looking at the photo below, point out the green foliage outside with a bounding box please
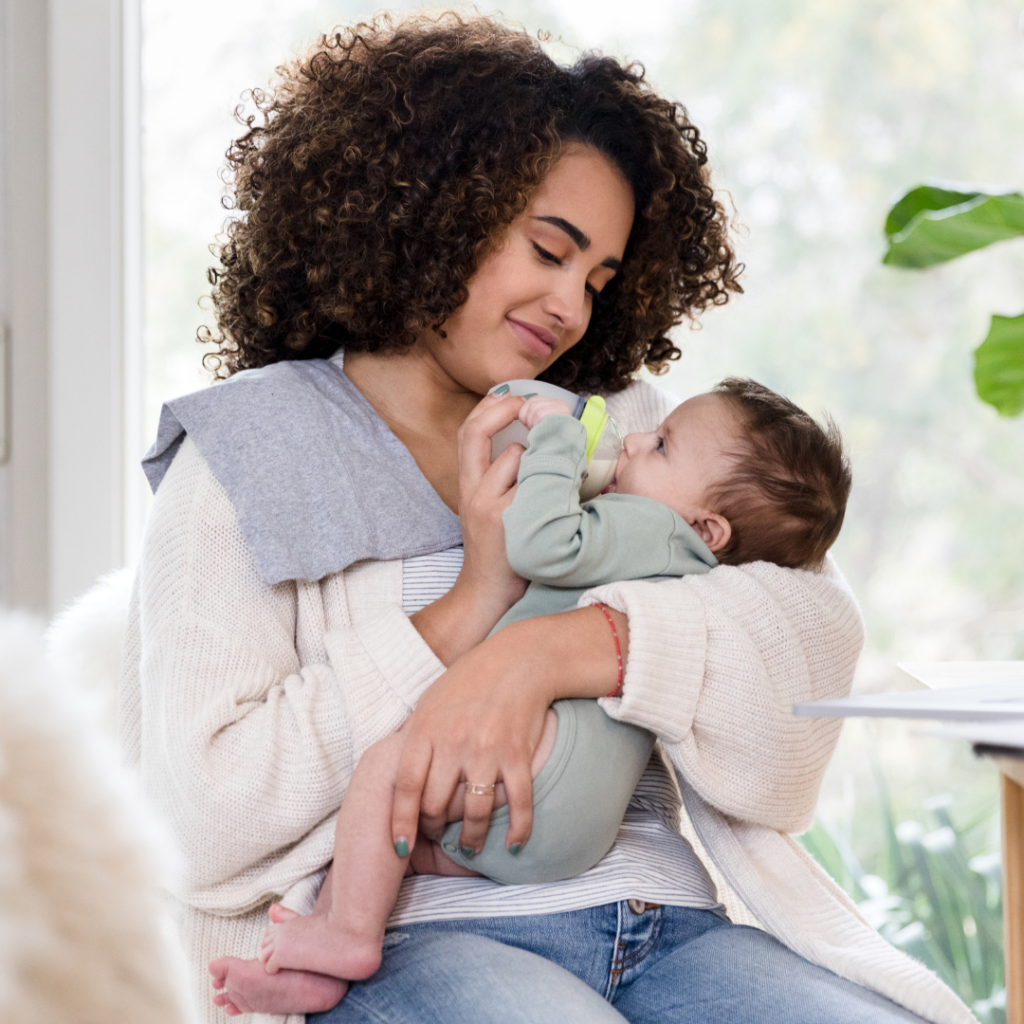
[883,183,1024,415]
[975,313,1024,416]
[801,780,1005,1023]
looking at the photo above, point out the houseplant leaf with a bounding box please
[883,185,1024,268]
[974,313,1024,416]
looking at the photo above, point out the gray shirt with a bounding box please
[142,353,461,585]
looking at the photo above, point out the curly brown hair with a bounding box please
[201,11,742,394]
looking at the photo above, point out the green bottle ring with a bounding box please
[578,395,609,464]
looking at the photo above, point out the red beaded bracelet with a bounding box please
[594,602,624,698]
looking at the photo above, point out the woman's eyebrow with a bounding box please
[532,215,622,271]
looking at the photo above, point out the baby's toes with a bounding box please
[209,957,230,987]
[268,903,299,924]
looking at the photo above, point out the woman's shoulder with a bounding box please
[602,378,680,434]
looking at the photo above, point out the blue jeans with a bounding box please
[309,902,928,1023]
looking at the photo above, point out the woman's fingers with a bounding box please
[458,394,524,489]
[499,761,535,854]
[456,771,499,853]
[476,441,524,499]
[391,735,434,854]
[417,754,466,839]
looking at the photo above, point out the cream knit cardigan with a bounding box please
[120,381,974,1024]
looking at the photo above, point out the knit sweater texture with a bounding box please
[119,380,975,1024]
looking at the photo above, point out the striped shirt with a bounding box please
[390,545,721,924]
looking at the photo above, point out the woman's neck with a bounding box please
[343,347,480,512]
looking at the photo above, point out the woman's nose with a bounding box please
[543,275,588,333]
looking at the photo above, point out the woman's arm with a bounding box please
[409,392,529,665]
[584,561,864,833]
[390,558,863,852]
[390,602,628,855]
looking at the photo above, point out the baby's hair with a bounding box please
[707,378,851,571]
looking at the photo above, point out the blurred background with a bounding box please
[0,0,1019,1018]
[141,1,1023,1017]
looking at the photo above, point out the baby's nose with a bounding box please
[623,431,654,455]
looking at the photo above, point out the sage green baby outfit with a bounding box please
[439,415,717,882]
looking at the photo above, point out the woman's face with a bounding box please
[419,145,635,395]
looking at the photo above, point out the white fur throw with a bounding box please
[0,590,194,1024]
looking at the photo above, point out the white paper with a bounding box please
[792,681,1024,721]
[896,661,1024,690]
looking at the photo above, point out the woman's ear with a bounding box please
[690,511,731,554]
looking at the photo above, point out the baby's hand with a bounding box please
[519,396,572,431]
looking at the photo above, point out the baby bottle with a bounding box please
[487,380,624,501]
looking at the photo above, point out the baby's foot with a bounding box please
[259,903,383,981]
[209,955,347,1016]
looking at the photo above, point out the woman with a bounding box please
[122,13,974,1024]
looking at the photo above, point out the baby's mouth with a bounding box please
[600,477,618,495]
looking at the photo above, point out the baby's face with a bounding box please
[603,393,743,522]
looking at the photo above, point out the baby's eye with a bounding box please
[656,437,665,454]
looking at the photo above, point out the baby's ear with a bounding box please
[692,512,731,553]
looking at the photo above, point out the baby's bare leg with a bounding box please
[231,706,560,1009]
[260,730,410,980]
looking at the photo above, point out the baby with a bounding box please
[210,377,852,1016]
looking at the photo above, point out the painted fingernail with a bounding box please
[394,837,409,857]
[493,384,510,395]
[460,846,476,859]
[509,843,522,856]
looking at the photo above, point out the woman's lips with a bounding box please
[508,317,557,357]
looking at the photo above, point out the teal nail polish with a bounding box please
[460,846,476,859]
[494,383,510,395]
[394,838,409,857]
[524,393,538,399]
[509,843,522,856]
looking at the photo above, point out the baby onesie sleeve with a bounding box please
[503,415,715,588]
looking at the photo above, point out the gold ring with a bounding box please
[464,781,496,796]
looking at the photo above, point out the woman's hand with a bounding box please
[392,605,629,856]
[455,392,530,609]
[411,393,529,665]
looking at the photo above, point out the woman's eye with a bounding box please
[532,243,562,265]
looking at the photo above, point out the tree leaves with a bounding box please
[974,313,1024,417]
[883,185,1024,268]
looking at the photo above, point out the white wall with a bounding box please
[1,0,51,614]
[49,0,141,613]
[0,0,140,616]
